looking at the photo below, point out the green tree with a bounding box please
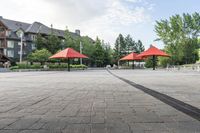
[35,33,61,54]
[64,28,74,48]
[92,37,105,67]
[46,34,62,54]
[27,49,52,65]
[102,41,112,66]
[145,57,158,68]
[81,36,95,66]
[35,34,47,50]
[155,12,200,65]
[113,34,126,64]
[145,57,153,68]
[124,35,144,54]
[159,56,170,67]
[125,34,136,53]
[64,28,81,51]
[136,40,145,53]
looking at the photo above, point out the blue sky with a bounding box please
[0,0,199,49]
[137,0,200,48]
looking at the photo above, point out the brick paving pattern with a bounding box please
[0,70,200,133]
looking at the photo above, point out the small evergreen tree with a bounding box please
[113,34,126,64]
[136,40,145,53]
[92,37,104,67]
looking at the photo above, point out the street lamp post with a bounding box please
[19,33,23,63]
[132,49,135,69]
[117,40,120,67]
[80,41,83,65]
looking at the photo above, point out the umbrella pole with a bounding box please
[132,60,134,69]
[153,55,155,70]
[68,58,70,72]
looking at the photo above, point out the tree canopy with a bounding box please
[27,49,52,64]
[31,27,146,67]
[113,34,145,64]
[63,28,81,51]
[35,33,61,54]
[155,12,200,65]
[91,38,112,67]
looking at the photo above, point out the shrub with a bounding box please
[144,57,153,68]
[145,57,158,68]
[27,49,52,64]
[11,63,42,69]
[10,66,19,70]
[10,63,87,70]
[70,64,87,69]
[17,63,29,69]
[158,57,170,67]
[29,64,42,69]
[48,64,68,69]
[60,64,69,68]
[48,64,87,69]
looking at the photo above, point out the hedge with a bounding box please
[10,63,87,70]
[48,64,87,69]
[10,64,42,70]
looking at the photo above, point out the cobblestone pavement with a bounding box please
[0,70,200,133]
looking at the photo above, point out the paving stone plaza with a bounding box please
[0,70,200,133]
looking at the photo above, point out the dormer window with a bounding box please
[31,34,36,41]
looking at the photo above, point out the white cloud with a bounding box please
[0,0,56,26]
[79,0,152,44]
[0,0,154,45]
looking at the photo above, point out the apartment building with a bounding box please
[0,16,81,62]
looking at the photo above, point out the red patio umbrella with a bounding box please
[49,48,88,71]
[120,52,143,61]
[137,45,170,70]
[120,52,143,69]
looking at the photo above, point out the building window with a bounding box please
[31,35,36,41]
[7,49,14,57]
[3,49,7,55]
[32,43,36,50]
[7,41,14,48]
[6,30,11,36]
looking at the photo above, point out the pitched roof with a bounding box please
[0,18,30,31]
[26,22,51,34]
[0,17,80,38]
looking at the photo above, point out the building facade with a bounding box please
[0,16,80,62]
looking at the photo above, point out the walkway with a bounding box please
[0,70,199,133]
